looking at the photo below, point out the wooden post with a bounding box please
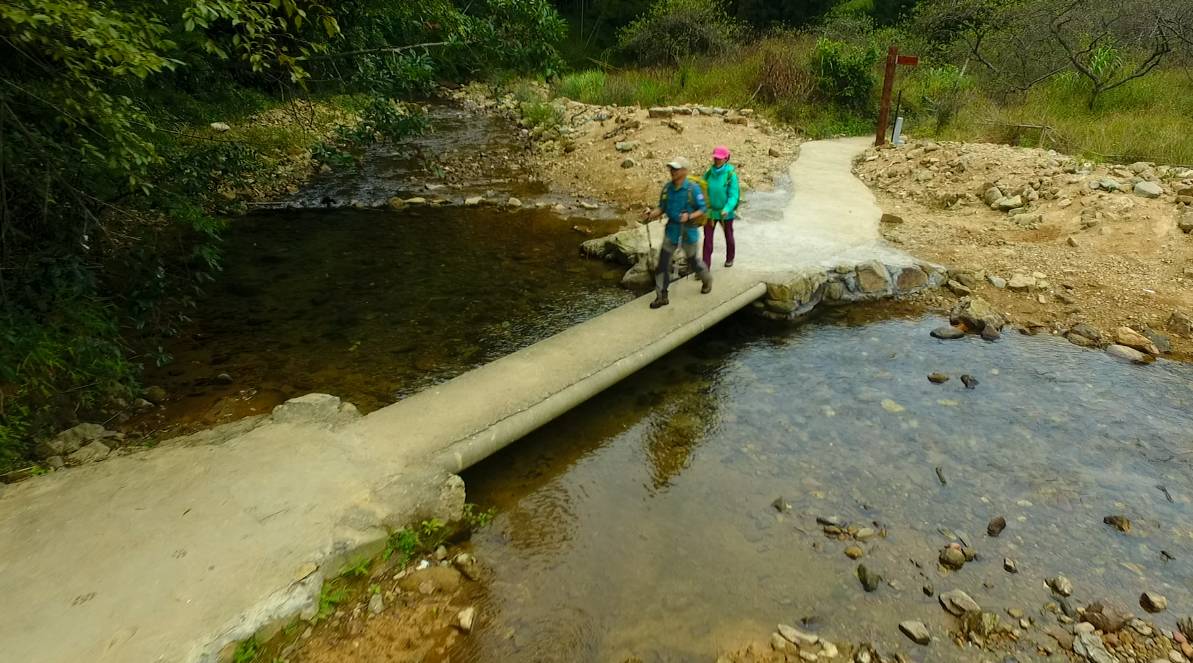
[875,46,898,147]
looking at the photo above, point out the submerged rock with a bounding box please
[960,375,979,389]
[927,372,950,384]
[1103,515,1131,533]
[987,516,1007,537]
[456,606,476,633]
[931,326,966,340]
[857,564,882,592]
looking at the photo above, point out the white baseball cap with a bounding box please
[666,156,689,170]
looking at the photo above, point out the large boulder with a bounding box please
[950,296,1007,332]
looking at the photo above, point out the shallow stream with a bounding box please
[456,309,1193,662]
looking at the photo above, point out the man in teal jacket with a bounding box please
[702,145,740,268]
[642,156,712,309]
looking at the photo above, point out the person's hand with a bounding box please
[680,212,689,224]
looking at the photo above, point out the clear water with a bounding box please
[456,309,1193,662]
[139,205,631,434]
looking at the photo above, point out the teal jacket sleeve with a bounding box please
[724,169,740,218]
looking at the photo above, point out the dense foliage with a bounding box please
[0,0,565,469]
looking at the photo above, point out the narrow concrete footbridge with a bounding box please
[0,138,942,663]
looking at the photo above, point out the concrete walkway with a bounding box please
[0,138,927,663]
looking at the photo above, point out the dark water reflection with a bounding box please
[141,205,630,434]
[459,311,1193,662]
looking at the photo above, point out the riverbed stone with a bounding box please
[950,296,1007,332]
[1049,575,1074,597]
[1106,344,1151,364]
[1074,630,1117,663]
[778,624,819,647]
[928,372,949,383]
[1008,274,1036,291]
[368,592,384,615]
[647,107,673,119]
[1114,326,1160,354]
[1068,323,1104,345]
[845,545,864,559]
[1103,515,1132,533]
[857,564,881,592]
[899,620,931,645]
[940,546,967,570]
[982,186,1003,206]
[614,141,639,152]
[940,589,982,615]
[994,195,1024,211]
[456,606,476,633]
[987,516,1007,537]
[1168,310,1193,337]
[1084,601,1132,633]
[143,385,168,405]
[36,423,108,459]
[931,326,965,340]
[1134,181,1163,198]
[946,280,972,296]
[987,274,1007,289]
[67,441,111,465]
[1140,592,1168,613]
[464,196,483,206]
[453,553,481,581]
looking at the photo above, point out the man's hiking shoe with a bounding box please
[701,281,712,294]
[650,294,669,309]
[724,260,734,268]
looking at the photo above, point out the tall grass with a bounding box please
[938,70,1193,164]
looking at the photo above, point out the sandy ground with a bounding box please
[855,139,1193,360]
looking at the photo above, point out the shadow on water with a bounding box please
[141,204,630,435]
[457,308,1193,662]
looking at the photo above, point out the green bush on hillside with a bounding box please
[617,0,747,66]
[813,37,881,111]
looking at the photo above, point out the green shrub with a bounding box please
[813,37,881,111]
[618,0,747,66]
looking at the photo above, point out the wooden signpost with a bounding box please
[875,46,919,146]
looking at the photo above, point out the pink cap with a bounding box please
[712,146,731,160]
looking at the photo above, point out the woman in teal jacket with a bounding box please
[702,145,740,268]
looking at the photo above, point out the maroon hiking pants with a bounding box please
[702,219,735,268]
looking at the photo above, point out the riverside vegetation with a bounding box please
[0,0,566,471]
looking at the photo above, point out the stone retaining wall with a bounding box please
[755,260,948,320]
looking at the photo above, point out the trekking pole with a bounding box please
[642,209,655,272]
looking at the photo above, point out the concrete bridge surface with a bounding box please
[0,138,938,663]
